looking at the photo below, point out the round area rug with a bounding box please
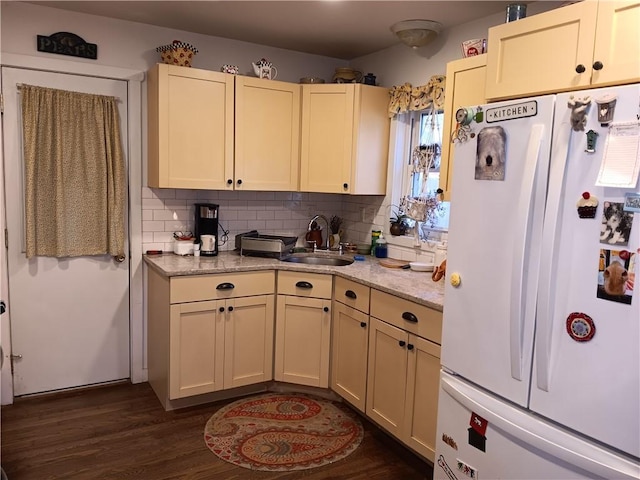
[204,393,364,471]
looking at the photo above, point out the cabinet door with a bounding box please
[300,84,354,193]
[274,295,331,387]
[485,1,598,100]
[439,55,487,201]
[235,77,301,191]
[169,300,224,399]
[591,1,640,87]
[223,295,275,389]
[402,334,441,463]
[331,302,369,412]
[366,317,408,437]
[148,64,234,189]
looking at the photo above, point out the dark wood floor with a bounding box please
[1,382,434,480]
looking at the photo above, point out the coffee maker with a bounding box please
[194,203,219,256]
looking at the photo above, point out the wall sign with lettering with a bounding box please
[486,101,538,123]
[37,32,97,60]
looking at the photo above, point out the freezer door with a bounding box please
[532,83,640,458]
[442,96,555,406]
[435,372,640,480]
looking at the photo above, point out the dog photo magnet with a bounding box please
[596,249,635,305]
[475,126,506,181]
[600,201,634,246]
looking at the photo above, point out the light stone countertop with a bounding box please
[144,251,445,311]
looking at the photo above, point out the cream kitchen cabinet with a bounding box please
[148,65,301,191]
[147,63,234,189]
[485,0,640,101]
[234,77,300,191]
[331,277,371,412]
[300,84,390,194]
[439,54,487,201]
[275,271,332,388]
[366,289,442,462]
[147,268,275,410]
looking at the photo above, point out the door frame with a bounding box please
[0,53,146,401]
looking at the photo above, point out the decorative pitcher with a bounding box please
[252,58,278,80]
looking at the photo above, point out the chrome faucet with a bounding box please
[308,214,330,250]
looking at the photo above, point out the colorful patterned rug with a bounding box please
[204,393,364,471]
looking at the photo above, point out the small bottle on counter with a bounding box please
[371,229,381,255]
[374,234,388,258]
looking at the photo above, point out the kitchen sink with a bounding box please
[281,255,354,266]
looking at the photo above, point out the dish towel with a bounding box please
[20,84,126,260]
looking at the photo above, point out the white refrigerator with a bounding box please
[435,84,640,480]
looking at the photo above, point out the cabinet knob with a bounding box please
[227,179,233,185]
[323,306,329,312]
[237,179,243,185]
[407,343,415,351]
[219,306,225,313]
[228,306,234,312]
[592,61,603,71]
[360,322,367,328]
[345,290,357,299]
[575,64,586,74]
[343,183,348,189]
[399,340,406,347]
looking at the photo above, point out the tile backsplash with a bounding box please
[141,188,384,253]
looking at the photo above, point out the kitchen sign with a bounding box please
[37,32,97,60]
[486,101,537,123]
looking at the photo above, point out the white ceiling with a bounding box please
[26,1,521,60]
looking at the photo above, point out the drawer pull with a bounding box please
[402,311,418,323]
[295,281,313,289]
[345,290,357,299]
[407,343,415,351]
[216,282,235,290]
[360,322,367,328]
[323,306,329,312]
[399,340,406,348]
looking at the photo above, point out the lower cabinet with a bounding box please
[147,268,275,409]
[274,271,332,388]
[331,277,371,412]
[366,290,442,463]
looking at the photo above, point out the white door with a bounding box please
[1,66,130,396]
[442,96,556,407]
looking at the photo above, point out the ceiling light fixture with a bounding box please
[390,19,442,49]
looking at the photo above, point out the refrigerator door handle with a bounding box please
[536,124,572,392]
[510,124,544,381]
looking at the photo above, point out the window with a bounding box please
[401,110,450,238]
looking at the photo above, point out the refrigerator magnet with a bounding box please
[597,249,635,305]
[567,95,591,131]
[576,192,598,218]
[566,312,595,342]
[475,126,506,181]
[600,202,633,246]
[585,129,598,153]
[469,412,488,436]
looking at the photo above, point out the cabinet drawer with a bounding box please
[334,276,370,313]
[370,289,442,345]
[170,271,275,304]
[277,270,332,299]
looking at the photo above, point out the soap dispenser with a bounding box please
[374,234,388,258]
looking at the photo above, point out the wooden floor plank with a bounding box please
[1,382,433,480]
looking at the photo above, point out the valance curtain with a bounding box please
[20,84,126,260]
[388,74,446,117]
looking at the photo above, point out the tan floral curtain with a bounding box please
[20,84,126,260]
[388,74,446,117]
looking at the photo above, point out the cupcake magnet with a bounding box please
[577,192,598,218]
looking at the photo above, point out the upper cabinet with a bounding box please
[300,84,390,195]
[234,77,300,191]
[485,0,640,101]
[148,64,301,191]
[440,54,487,201]
[147,64,234,189]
